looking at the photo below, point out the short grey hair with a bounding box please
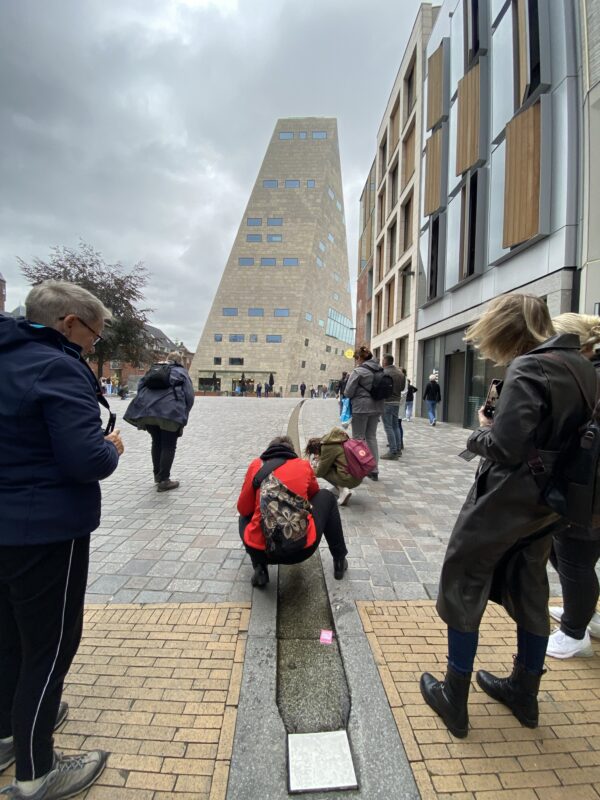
[25,281,112,328]
[382,354,394,366]
[167,351,183,364]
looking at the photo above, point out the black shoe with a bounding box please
[333,557,348,580]
[476,660,544,728]
[157,479,180,492]
[420,666,471,738]
[367,472,379,481]
[251,564,269,588]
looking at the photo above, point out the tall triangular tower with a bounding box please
[189,117,354,396]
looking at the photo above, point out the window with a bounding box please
[299,132,307,139]
[283,258,299,266]
[390,163,399,209]
[405,61,415,117]
[379,136,387,183]
[229,334,245,342]
[268,217,283,226]
[332,292,340,301]
[319,241,326,252]
[263,179,278,188]
[213,357,221,365]
[290,384,299,393]
[247,217,261,226]
[312,131,327,139]
[336,200,342,212]
[328,233,334,243]
[267,234,282,242]
[307,180,315,188]
[402,125,415,187]
[326,345,332,353]
[222,308,238,316]
[261,257,276,266]
[301,360,306,368]
[327,187,335,200]
[305,312,312,321]
[333,271,340,282]
[229,357,244,365]
[266,335,282,343]
[248,308,264,317]
[249,334,258,343]
[378,188,386,231]
[318,319,325,327]
[214,333,223,342]
[320,364,326,371]
[285,179,300,188]
[304,339,309,346]
[428,216,441,301]
[239,257,254,266]
[401,267,412,319]
[316,257,324,268]
[246,234,261,242]
[274,308,289,317]
[402,194,413,251]
[388,222,397,270]
[279,132,294,140]
[385,277,395,328]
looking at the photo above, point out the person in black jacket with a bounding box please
[404,379,417,421]
[423,374,441,425]
[0,281,123,799]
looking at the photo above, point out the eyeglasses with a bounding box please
[58,316,103,346]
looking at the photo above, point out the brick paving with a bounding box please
[359,600,600,800]
[0,603,249,799]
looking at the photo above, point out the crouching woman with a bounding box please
[237,436,349,586]
[305,427,362,507]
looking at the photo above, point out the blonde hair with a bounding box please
[552,313,600,353]
[465,294,554,366]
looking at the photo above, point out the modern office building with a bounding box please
[189,118,354,395]
[416,0,583,426]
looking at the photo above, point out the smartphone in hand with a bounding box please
[483,379,503,419]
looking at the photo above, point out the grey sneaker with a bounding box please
[0,750,108,799]
[1,703,69,773]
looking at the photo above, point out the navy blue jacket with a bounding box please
[124,364,194,431]
[0,315,120,545]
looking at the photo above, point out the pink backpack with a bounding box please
[342,438,376,479]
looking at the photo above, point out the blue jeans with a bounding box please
[405,401,414,420]
[397,417,404,449]
[426,400,438,424]
[382,404,401,454]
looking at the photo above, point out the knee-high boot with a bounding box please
[420,666,471,738]
[476,659,545,728]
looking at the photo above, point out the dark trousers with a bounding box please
[397,417,404,449]
[448,625,548,675]
[147,425,179,482]
[239,489,348,567]
[550,533,600,639]
[0,537,90,780]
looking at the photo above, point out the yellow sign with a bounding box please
[344,348,355,359]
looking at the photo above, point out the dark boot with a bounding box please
[251,564,269,588]
[420,666,471,738]
[476,660,545,728]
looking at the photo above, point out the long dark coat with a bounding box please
[436,334,597,636]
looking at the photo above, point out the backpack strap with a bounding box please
[541,352,597,414]
[252,458,287,489]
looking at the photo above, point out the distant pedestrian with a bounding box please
[380,355,405,460]
[310,384,316,399]
[338,371,349,414]
[264,382,270,398]
[305,428,362,507]
[424,374,441,425]
[405,378,417,420]
[343,345,384,481]
[124,352,194,492]
[300,382,306,398]
[256,382,262,398]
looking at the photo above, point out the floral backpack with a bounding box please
[252,460,312,558]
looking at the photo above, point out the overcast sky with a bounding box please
[0,0,426,348]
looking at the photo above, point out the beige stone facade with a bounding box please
[190,117,354,396]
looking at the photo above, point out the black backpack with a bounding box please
[362,365,394,401]
[143,363,173,390]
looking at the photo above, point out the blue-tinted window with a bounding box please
[318,319,325,327]
[305,312,312,321]
[318,241,326,252]
[229,333,245,342]
[274,308,289,317]
[222,308,238,316]
[327,187,335,200]
[267,234,282,242]
[268,217,283,226]
[283,258,299,266]
[248,308,264,317]
[239,257,254,266]
[249,334,258,343]
[246,234,261,242]
[307,180,315,188]
[332,292,339,301]
[312,131,327,139]
[263,179,278,188]
[326,307,354,344]
[333,271,340,282]
[214,333,223,342]
[299,132,307,139]
[285,179,300,189]
[328,233,335,243]
[279,132,293,140]
[266,335,282,343]
[247,217,262,226]
[336,200,342,212]
[261,257,276,266]
[316,257,324,268]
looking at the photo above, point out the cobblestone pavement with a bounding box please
[359,600,600,800]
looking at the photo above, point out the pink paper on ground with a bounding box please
[320,629,333,644]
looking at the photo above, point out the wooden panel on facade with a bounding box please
[424,129,443,216]
[456,62,480,176]
[427,44,445,131]
[503,102,541,248]
[402,124,416,188]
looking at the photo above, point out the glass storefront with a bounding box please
[465,346,505,428]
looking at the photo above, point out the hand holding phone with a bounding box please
[482,379,503,419]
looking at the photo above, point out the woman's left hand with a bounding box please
[478,406,493,428]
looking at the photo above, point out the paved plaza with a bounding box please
[2,397,599,799]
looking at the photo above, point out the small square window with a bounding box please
[268,217,283,226]
[290,384,299,393]
[328,233,335,243]
[263,179,278,188]
[285,179,300,188]
[318,319,324,327]
[214,333,223,342]
[327,187,335,200]
[213,357,221,365]
[246,234,261,242]
[301,360,306,367]
[316,257,324,268]
[247,217,262,226]
[239,257,254,266]
[305,312,312,321]
[299,132,307,140]
[319,241,326,252]
[307,180,315,188]
[283,258,299,266]
[261,257,276,266]
[332,292,339,301]
[279,132,294,140]
[336,200,342,212]
[320,363,327,370]
[312,131,327,139]
[326,346,331,353]
[268,234,282,243]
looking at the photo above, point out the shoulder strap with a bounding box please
[252,458,286,489]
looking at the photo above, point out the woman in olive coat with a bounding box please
[305,427,362,506]
[421,294,596,739]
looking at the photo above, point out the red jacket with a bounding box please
[237,457,320,550]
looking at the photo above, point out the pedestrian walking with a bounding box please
[124,352,194,492]
[300,382,306,398]
[420,294,596,739]
[380,355,405,460]
[545,313,600,659]
[343,345,384,480]
[305,428,362,506]
[310,384,316,399]
[423,374,441,425]
[338,371,349,414]
[237,436,349,586]
[256,382,262,398]
[264,382,269,398]
[0,281,124,799]
[405,379,417,420]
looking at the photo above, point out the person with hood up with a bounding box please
[237,436,349,587]
[305,427,362,506]
[343,345,384,480]
[124,352,194,492]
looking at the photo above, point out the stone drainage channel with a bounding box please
[227,401,418,799]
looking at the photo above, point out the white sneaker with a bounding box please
[546,629,594,659]
[338,488,352,507]
[588,611,600,639]
[548,606,563,624]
